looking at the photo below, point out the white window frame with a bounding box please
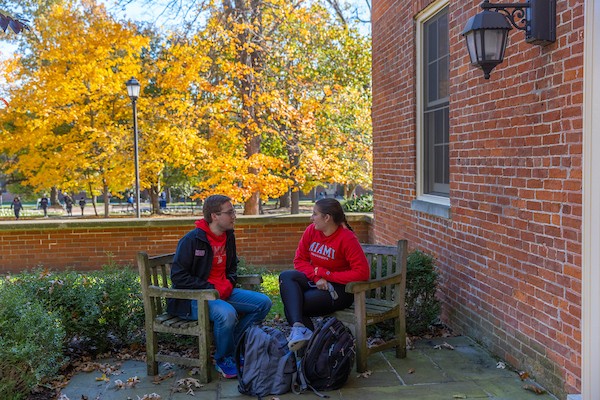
[580,0,600,398]
[413,0,451,218]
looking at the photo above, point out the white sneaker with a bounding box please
[288,325,313,351]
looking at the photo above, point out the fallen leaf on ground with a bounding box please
[356,370,372,378]
[408,368,415,374]
[176,377,203,389]
[127,376,140,387]
[114,379,125,389]
[137,394,161,400]
[523,384,546,394]
[162,362,174,370]
[367,337,385,347]
[79,363,99,373]
[174,378,204,395]
[433,342,454,350]
[96,373,110,382]
[152,371,175,384]
[518,371,530,380]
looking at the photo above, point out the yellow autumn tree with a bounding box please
[259,2,372,212]
[168,0,293,213]
[170,0,371,214]
[0,0,148,216]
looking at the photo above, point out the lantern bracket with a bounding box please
[480,1,528,31]
[478,0,556,45]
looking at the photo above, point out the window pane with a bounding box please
[434,145,445,183]
[439,55,449,99]
[428,63,438,103]
[422,6,449,196]
[434,108,444,144]
[427,20,437,61]
[438,12,448,56]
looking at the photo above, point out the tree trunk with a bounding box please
[230,0,263,215]
[150,185,161,214]
[50,187,60,208]
[244,191,260,215]
[291,190,300,214]
[103,184,110,217]
[92,195,98,216]
[279,191,290,208]
[87,182,98,216]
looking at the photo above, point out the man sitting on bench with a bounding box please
[167,194,272,379]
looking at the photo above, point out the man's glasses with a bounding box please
[216,209,237,217]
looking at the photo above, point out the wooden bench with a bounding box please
[332,240,408,372]
[137,252,261,384]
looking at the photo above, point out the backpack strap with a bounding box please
[292,350,330,398]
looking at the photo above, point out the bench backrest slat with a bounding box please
[361,241,406,302]
[139,252,175,316]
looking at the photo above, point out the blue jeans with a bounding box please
[190,288,271,360]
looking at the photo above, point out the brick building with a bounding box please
[371,0,600,398]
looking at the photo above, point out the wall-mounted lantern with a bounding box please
[462,0,556,79]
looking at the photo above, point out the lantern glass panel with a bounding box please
[483,29,507,61]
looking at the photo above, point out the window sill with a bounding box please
[411,195,451,219]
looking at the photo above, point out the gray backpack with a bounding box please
[236,324,297,398]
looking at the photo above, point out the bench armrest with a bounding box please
[344,273,403,294]
[146,286,219,301]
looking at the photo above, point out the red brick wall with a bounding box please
[0,214,372,273]
[372,0,583,397]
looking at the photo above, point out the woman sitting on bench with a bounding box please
[279,198,369,351]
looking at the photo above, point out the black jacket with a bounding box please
[167,227,238,317]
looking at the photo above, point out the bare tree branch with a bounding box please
[323,0,347,26]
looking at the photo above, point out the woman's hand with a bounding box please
[315,278,328,290]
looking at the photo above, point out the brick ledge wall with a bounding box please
[0,214,373,273]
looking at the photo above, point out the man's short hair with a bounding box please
[203,195,231,223]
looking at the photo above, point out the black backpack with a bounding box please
[298,317,355,392]
[236,324,297,398]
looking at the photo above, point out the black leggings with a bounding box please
[279,269,354,330]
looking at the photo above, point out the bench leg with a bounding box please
[197,301,212,384]
[355,321,369,373]
[354,292,368,372]
[146,326,159,376]
[395,308,407,359]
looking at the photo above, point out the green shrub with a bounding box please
[93,266,145,348]
[343,193,373,212]
[0,282,65,399]
[7,267,144,354]
[260,273,284,319]
[405,249,440,335]
[237,260,284,320]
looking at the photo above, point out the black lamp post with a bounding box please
[463,0,556,79]
[125,77,141,218]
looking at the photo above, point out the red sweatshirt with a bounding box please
[293,224,370,284]
[195,219,233,299]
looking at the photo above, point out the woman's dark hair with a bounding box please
[203,194,231,223]
[315,198,353,231]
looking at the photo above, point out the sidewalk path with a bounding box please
[59,336,558,400]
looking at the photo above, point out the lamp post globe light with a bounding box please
[125,77,141,218]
